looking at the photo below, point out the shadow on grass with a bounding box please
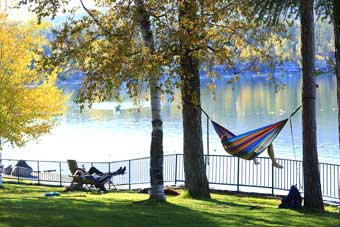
[0,196,218,227]
[0,185,339,227]
[202,197,340,227]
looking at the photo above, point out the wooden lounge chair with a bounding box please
[65,160,82,191]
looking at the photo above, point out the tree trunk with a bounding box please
[334,0,340,157]
[134,0,165,201]
[300,0,324,211]
[0,152,3,186]
[178,0,210,199]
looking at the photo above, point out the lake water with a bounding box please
[2,73,340,164]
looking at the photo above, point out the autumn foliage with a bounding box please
[0,13,64,149]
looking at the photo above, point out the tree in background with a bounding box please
[18,0,288,199]
[18,0,169,201]
[316,1,340,180]
[177,0,211,198]
[335,0,340,158]
[250,0,324,211]
[300,0,324,210]
[134,0,165,201]
[0,12,64,185]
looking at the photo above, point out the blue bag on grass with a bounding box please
[279,185,302,209]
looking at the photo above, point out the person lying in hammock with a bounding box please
[253,144,283,169]
[212,119,286,169]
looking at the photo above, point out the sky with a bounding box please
[0,0,30,21]
[0,0,95,22]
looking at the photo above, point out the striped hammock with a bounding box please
[211,119,288,160]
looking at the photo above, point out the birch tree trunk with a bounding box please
[178,0,210,199]
[300,0,324,211]
[134,0,165,201]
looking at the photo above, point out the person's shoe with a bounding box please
[253,158,260,165]
[272,161,283,169]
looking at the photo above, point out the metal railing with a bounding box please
[1,154,339,199]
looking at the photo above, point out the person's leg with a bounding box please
[268,144,283,168]
[88,167,103,175]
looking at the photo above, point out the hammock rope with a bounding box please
[289,108,303,190]
[201,108,210,165]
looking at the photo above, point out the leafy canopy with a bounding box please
[0,12,65,149]
[28,0,289,108]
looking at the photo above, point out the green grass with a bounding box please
[0,184,339,227]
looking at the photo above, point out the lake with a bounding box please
[2,73,340,164]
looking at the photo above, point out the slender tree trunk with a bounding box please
[334,0,340,154]
[0,152,3,186]
[300,0,324,211]
[134,0,165,201]
[178,0,210,199]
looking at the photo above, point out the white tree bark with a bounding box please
[149,76,165,201]
[134,0,165,201]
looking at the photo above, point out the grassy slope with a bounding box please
[0,184,339,227]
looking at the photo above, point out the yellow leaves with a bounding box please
[316,54,325,61]
[206,29,218,39]
[0,13,64,149]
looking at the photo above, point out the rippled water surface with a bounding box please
[3,73,339,164]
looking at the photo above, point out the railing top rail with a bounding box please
[2,159,63,164]
[109,154,180,163]
[2,154,340,167]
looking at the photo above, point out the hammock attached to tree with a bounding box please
[211,119,288,160]
[203,106,301,161]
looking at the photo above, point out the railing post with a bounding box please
[174,154,178,185]
[272,163,274,195]
[37,161,40,185]
[108,162,111,190]
[237,157,240,192]
[128,160,131,190]
[59,162,62,187]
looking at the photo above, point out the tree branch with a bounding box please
[79,0,123,37]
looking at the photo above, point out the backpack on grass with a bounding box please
[279,185,302,209]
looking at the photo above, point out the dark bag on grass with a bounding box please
[279,185,302,209]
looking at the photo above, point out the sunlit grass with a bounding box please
[0,184,339,227]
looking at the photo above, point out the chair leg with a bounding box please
[100,185,107,193]
[110,180,118,192]
[112,184,118,192]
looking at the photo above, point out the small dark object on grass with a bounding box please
[45,192,60,197]
[217,205,231,209]
[138,188,179,196]
[249,205,263,210]
[164,188,180,196]
[138,188,149,194]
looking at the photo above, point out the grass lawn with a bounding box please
[0,184,339,227]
